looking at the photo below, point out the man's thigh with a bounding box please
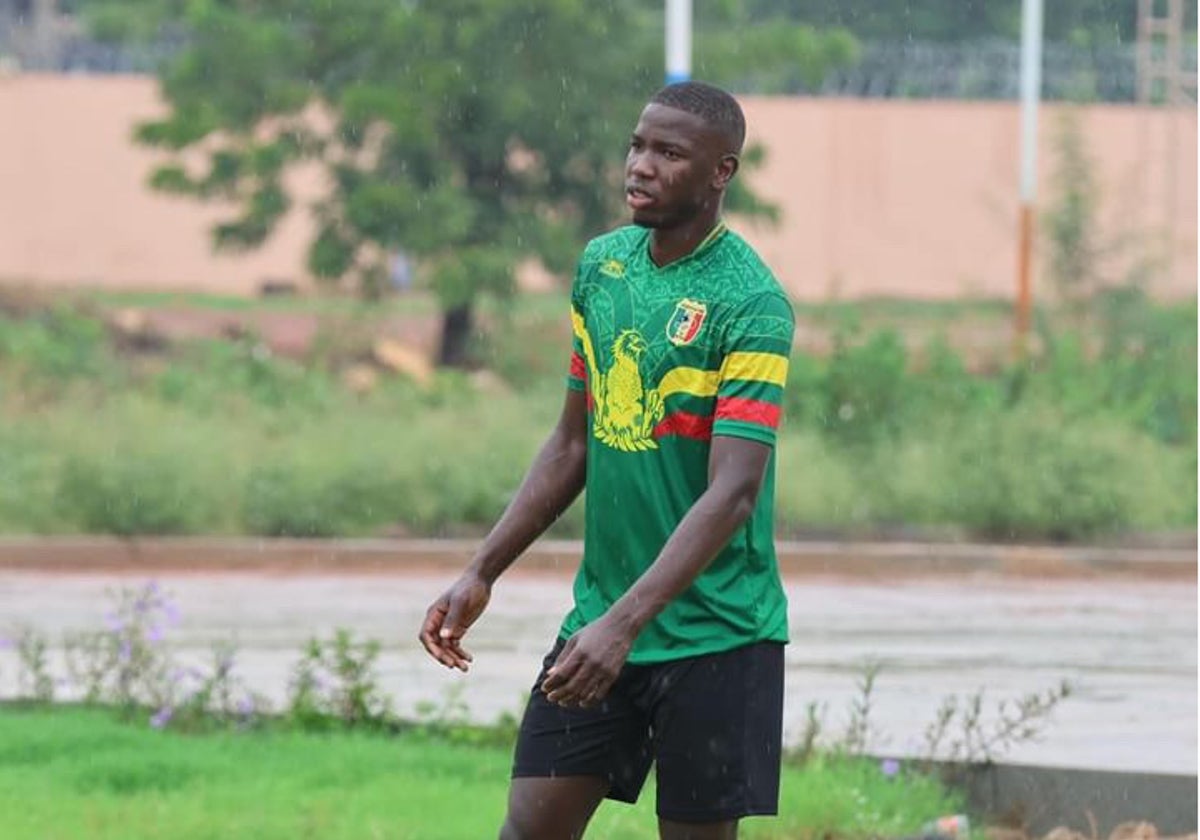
[511,639,655,804]
[501,776,610,840]
[649,642,785,823]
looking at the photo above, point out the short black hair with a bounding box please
[649,81,746,155]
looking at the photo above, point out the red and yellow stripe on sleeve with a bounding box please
[712,350,789,444]
[566,306,589,394]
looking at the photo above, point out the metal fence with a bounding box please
[0,19,1196,103]
[817,39,1197,102]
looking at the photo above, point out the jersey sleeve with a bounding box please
[566,245,594,393]
[712,292,795,446]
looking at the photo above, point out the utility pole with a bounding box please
[665,0,691,84]
[1136,0,1192,291]
[1015,0,1043,354]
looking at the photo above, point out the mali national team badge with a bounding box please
[666,299,708,346]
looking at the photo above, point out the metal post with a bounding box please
[1015,0,1043,353]
[665,0,692,84]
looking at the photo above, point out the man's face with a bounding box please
[624,103,735,230]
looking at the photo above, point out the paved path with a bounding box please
[1,569,1194,775]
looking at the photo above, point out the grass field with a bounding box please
[0,706,963,840]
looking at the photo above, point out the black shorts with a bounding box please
[511,637,785,823]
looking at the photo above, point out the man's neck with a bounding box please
[648,213,723,268]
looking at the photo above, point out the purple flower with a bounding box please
[163,601,182,627]
[150,706,173,729]
[880,758,901,778]
[145,624,165,644]
[237,696,255,717]
[104,612,122,632]
[0,638,13,651]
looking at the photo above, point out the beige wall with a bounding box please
[739,96,1196,300]
[0,75,1195,300]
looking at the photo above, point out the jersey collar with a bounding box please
[642,220,728,271]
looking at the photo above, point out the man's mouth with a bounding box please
[626,186,655,210]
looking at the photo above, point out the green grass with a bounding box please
[0,706,962,840]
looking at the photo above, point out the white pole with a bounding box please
[1019,0,1044,203]
[1015,0,1043,349]
[665,0,692,84]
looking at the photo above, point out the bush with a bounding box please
[242,457,413,538]
[943,405,1194,540]
[0,306,113,383]
[0,296,1192,542]
[55,450,212,536]
[155,339,337,414]
[822,328,909,446]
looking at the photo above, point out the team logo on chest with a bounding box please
[666,299,708,346]
[599,259,626,279]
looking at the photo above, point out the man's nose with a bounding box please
[628,150,655,180]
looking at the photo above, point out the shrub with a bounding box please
[822,328,910,446]
[55,450,212,536]
[943,405,1194,540]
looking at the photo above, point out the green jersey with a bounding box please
[560,223,795,664]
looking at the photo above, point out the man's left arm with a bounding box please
[543,290,795,707]
[542,435,771,707]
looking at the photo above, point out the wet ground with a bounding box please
[1,569,1194,775]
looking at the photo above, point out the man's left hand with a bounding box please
[541,616,635,708]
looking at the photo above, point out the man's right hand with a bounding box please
[418,572,492,672]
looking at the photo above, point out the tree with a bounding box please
[79,0,855,366]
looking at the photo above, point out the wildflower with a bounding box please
[880,758,901,778]
[150,706,174,729]
[163,601,182,627]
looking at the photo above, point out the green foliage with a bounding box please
[822,328,910,446]
[0,296,1193,541]
[74,0,855,363]
[944,404,1193,540]
[1043,108,1102,307]
[0,305,116,384]
[286,630,392,731]
[55,449,211,537]
[693,4,860,94]
[155,338,337,413]
[59,582,178,712]
[1093,290,1198,446]
[9,627,56,703]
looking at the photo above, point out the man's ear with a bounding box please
[713,153,739,191]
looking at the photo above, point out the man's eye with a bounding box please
[663,149,681,160]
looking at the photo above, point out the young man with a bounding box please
[419,81,795,840]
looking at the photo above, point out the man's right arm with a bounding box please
[418,387,589,670]
[466,387,588,584]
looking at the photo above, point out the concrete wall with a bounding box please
[0,75,1195,300]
